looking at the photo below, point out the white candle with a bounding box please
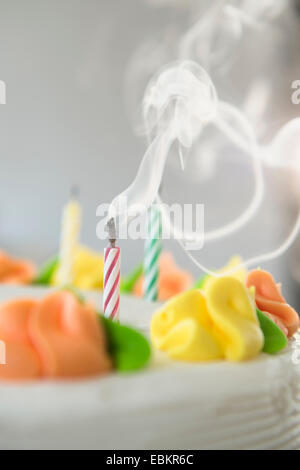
[56,188,81,286]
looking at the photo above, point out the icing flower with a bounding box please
[151,290,223,361]
[206,277,264,361]
[134,252,194,301]
[0,251,36,285]
[151,277,264,362]
[246,270,300,338]
[0,291,112,381]
[52,246,105,290]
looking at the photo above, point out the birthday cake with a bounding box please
[0,264,299,450]
[0,0,299,449]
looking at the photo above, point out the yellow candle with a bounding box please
[56,193,81,286]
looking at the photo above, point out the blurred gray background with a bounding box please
[0,0,299,301]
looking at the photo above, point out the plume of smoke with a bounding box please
[111,62,218,223]
[231,0,286,24]
[110,62,265,267]
[113,59,300,275]
[116,0,299,275]
[125,30,178,135]
[126,0,286,147]
[180,0,286,71]
[135,0,286,123]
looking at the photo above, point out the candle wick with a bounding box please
[106,218,117,247]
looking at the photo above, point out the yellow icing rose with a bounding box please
[206,277,264,361]
[52,246,104,290]
[151,290,223,361]
[151,277,264,363]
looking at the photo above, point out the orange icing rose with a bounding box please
[0,291,112,381]
[246,270,300,338]
[0,251,36,284]
[0,299,41,380]
[134,253,193,301]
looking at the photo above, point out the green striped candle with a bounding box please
[144,205,162,302]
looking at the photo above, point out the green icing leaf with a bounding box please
[33,255,59,285]
[256,308,288,354]
[120,263,143,294]
[99,314,151,372]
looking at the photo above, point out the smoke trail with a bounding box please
[180,0,286,67]
[110,59,300,275]
[127,0,286,136]
[157,98,264,245]
[114,0,297,276]
[110,62,217,223]
[179,117,300,275]
[109,61,264,246]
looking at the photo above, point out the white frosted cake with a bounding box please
[0,285,299,450]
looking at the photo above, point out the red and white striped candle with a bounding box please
[103,218,121,321]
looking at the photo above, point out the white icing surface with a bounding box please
[0,285,299,450]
